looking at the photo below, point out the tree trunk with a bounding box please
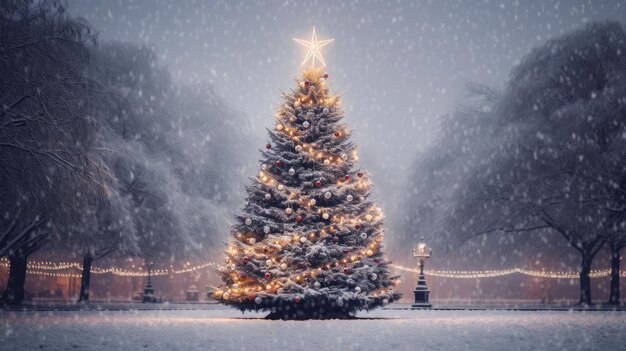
[0,254,28,305]
[608,244,622,305]
[578,252,594,306]
[78,252,93,303]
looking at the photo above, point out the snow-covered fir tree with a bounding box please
[215,29,400,319]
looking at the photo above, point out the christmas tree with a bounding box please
[214,28,400,320]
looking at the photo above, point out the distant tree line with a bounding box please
[0,0,249,305]
[401,22,626,305]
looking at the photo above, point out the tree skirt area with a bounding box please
[1,305,625,351]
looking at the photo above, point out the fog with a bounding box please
[67,0,626,246]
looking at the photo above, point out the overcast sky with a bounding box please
[67,0,626,231]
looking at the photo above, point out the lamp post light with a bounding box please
[411,237,432,309]
[143,260,157,303]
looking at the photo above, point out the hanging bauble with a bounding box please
[249,238,256,245]
[322,213,329,220]
[341,153,348,160]
[314,281,321,289]
[245,218,252,225]
[323,159,330,166]
[382,299,389,306]
[280,263,287,270]
[315,181,322,187]
[343,268,349,274]
[319,77,326,84]
[359,196,365,202]
[334,131,341,137]
[243,257,249,263]
[360,232,367,240]
[261,164,267,171]
[222,292,230,300]
[264,193,271,200]
[248,294,254,301]
[324,191,332,199]
[371,273,378,281]
[285,208,293,215]
[355,287,362,293]
[266,259,272,266]
[337,299,344,307]
[299,236,307,243]
[333,236,339,242]
[296,215,303,222]
[363,265,370,269]
[366,249,374,256]
[275,160,282,167]
[347,195,354,202]
[365,214,373,221]
[276,124,284,131]
[323,73,329,79]
[266,143,272,149]
[303,121,310,128]
[357,172,364,177]
[295,145,303,152]
[265,273,271,279]
[263,226,270,234]
[344,175,350,181]
[255,297,262,304]
[343,249,349,255]
[309,199,316,206]
[323,107,330,114]
[277,184,284,191]
[304,80,310,87]
[355,224,361,230]
[295,296,301,303]
[288,168,296,176]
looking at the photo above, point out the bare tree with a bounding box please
[402,22,626,305]
[0,0,98,305]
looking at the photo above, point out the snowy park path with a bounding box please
[2,306,625,351]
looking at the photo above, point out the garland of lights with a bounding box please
[2,258,623,279]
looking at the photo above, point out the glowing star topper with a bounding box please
[293,27,334,67]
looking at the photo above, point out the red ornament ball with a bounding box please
[304,80,310,87]
[296,215,303,222]
[334,131,341,137]
[323,73,329,79]
[355,224,361,230]
[357,172,364,177]
[275,160,282,167]
[248,294,254,301]
[266,143,272,149]
[315,181,322,187]
[344,175,350,181]
[295,296,301,303]
[265,273,271,279]
[333,236,339,242]
[343,249,349,255]
[343,268,349,274]
[243,256,249,263]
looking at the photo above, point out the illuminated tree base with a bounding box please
[264,309,355,320]
[224,293,401,320]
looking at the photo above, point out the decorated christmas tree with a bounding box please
[214,28,400,320]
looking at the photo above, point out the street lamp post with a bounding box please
[143,261,157,303]
[411,237,432,309]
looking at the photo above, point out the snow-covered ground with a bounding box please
[2,305,625,351]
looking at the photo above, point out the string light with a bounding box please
[2,258,623,280]
[390,264,626,279]
[0,258,218,277]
